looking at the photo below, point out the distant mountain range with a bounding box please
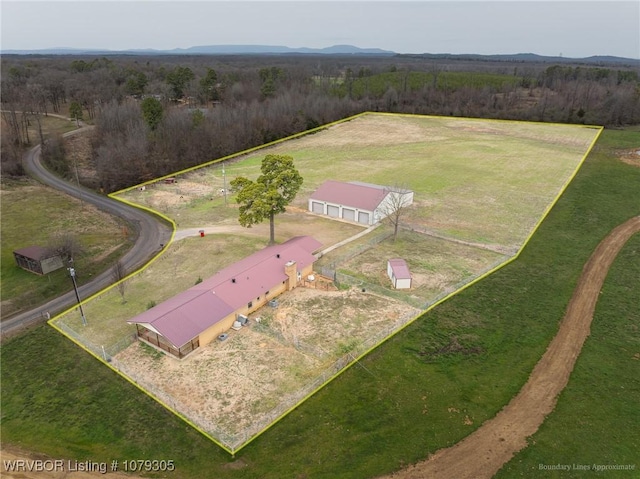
[398,52,640,66]
[0,44,394,56]
[1,44,638,66]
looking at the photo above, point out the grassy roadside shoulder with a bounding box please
[1,128,638,479]
[495,233,640,478]
[0,178,132,319]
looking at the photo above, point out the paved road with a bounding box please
[1,125,173,337]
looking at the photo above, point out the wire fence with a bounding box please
[56,300,418,454]
[52,227,515,454]
[322,250,512,312]
[404,223,519,256]
[319,229,393,270]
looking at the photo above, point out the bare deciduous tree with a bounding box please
[3,53,637,190]
[380,183,413,242]
[48,232,84,263]
[112,260,128,303]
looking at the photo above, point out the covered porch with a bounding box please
[135,324,199,359]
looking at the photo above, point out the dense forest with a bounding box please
[2,53,639,191]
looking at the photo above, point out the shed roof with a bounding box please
[13,245,57,261]
[128,236,322,348]
[388,258,411,279]
[310,180,388,212]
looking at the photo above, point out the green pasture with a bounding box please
[496,234,640,478]
[0,178,130,319]
[493,129,640,478]
[121,113,599,248]
[1,128,637,478]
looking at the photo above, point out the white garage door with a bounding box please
[342,208,356,221]
[327,205,340,218]
[358,211,370,224]
[311,201,324,214]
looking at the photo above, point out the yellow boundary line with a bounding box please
[48,112,603,455]
[237,122,604,452]
[110,112,369,196]
[47,319,232,453]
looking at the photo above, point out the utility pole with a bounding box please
[68,264,87,326]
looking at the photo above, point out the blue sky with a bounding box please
[1,1,638,59]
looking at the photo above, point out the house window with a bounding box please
[248,301,253,308]
[265,290,270,296]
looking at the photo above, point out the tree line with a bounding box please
[2,54,638,191]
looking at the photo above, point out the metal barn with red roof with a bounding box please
[309,180,413,225]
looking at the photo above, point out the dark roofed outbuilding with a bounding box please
[13,246,64,275]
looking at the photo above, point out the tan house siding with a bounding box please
[199,263,314,346]
[199,312,237,346]
[235,281,289,317]
[128,236,322,359]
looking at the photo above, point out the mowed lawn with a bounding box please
[55,210,365,351]
[1,128,638,478]
[121,113,599,248]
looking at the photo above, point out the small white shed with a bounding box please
[387,258,412,289]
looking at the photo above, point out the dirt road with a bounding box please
[384,215,640,479]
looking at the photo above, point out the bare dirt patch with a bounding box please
[139,180,216,210]
[383,216,640,479]
[266,287,417,357]
[114,285,419,443]
[618,149,640,168]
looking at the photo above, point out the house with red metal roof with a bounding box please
[128,236,322,358]
[308,180,413,225]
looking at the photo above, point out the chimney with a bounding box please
[284,260,297,291]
